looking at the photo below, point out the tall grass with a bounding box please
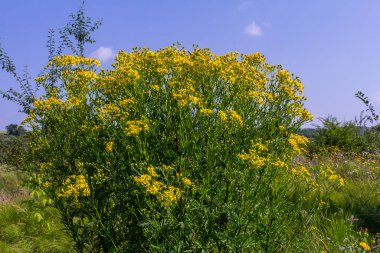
[0,164,74,253]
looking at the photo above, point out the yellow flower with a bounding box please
[279,125,286,132]
[182,177,192,186]
[124,120,149,136]
[133,171,181,208]
[147,166,158,177]
[105,141,114,152]
[133,174,152,187]
[288,133,309,154]
[120,98,135,106]
[218,111,227,122]
[49,55,100,67]
[227,110,243,126]
[43,181,52,189]
[321,166,345,186]
[238,140,270,169]
[291,165,311,177]
[200,108,214,116]
[59,175,90,198]
[272,160,288,169]
[238,153,267,169]
[151,85,160,91]
[359,242,371,251]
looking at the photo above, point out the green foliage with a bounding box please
[307,91,380,156]
[59,0,102,57]
[318,214,372,252]
[297,127,317,139]
[0,204,75,253]
[0,165,23,195]
[308,116,365,154]
[0,135,28,165]
[0,164,74,253]
[306,119,380,156]
[298,152,380,251]
[325,153,380,234]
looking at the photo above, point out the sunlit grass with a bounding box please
[0,164,74,253]
[297,151,380,252]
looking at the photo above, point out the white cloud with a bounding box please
[238,1,254,11]
[244,22,262,37]
[90,46,116,62]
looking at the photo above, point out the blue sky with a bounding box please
[1,1,380,129]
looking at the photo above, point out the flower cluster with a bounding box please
[289,133,309,154]
[58,175,90,198]
[320,165,345,186]
[124,120,149,136]
[48,55,100,68]
[133,165,186,207]
[238,140,269,169]
[218,109,243,127]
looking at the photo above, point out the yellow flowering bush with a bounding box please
[25,46,313,252]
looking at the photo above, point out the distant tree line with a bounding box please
[5,124,27,136]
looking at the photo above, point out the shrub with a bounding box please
[23,46,313,252]
[2,2,324,252]
[306,92,380,155]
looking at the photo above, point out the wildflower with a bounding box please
[146,180,163,194]
[172,88,201,107]
[133,174,152,187]
[272,160,288,169]
[65,97,81,108]
[359,242,371,251]
[124,120,149,136]
[151,85,160,91]
[120,98,135,106]
[291,165,311,177]
[218,111,227,122]
[321,166,345,186]
[200,108,213,116]
[49,55,100,67]
[288,133,309,154]
[147,166,158,177]
[238,153,267,169]
[59,175,90,198]
[279,125,286,132]
[99,104,122,120]
[238,140,270,169]
[227,109,243,126]
[43,181,52,189]
[134,172,181,208]
[105,141,114,152]
[182,177,192,186]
